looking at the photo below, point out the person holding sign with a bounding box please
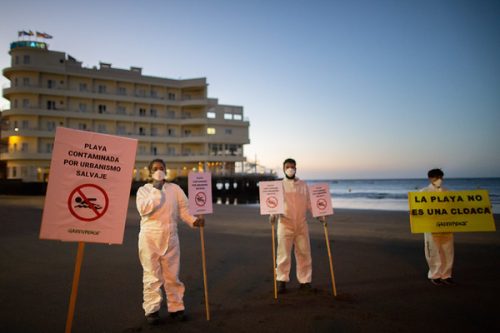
[270,158,314,294]
[136,159,205,325]
[420,168,455,286]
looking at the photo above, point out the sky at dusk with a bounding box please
[1,0,499,179]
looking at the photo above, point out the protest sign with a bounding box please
[188,171,213,215]
[40,127,137,244]
[259,181,285,215]
[408,190,496,233]
[308,183,334,217]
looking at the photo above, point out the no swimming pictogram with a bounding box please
[195,191,207,207]
[266,196,278,209]
[68,184,109,222]
[317,198,328,211]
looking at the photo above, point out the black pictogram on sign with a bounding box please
[266,196,278,209]
[317,198,328,210]
[195,192,207,207]
[68,183,109,222]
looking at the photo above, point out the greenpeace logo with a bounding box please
[436,221,467,227]
[68,228,100,235]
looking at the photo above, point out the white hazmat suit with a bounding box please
[420,183,454,280]
[276,177,313,284]
[136,182,197,315]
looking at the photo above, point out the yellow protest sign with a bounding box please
[408,190,496,233]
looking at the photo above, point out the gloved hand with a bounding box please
[193,216,205,227]
[269,214,277,225]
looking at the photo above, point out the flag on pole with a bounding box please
[18,30,34,37]
[36,31,53,39]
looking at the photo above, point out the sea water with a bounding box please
[306,178,500,214]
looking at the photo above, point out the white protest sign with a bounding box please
[188,171,213,215]
[259,181,285,215]
[40,127,137,244]
[308,183,334,217]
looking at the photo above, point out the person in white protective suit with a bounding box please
[136,159,204,325]
[420,168,455,286]
[270,158,315,294]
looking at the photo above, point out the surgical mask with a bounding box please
[151,170,165,181]
[432,179,443,188]
[285,168,296,178]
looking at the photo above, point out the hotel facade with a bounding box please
[1,40,250,182]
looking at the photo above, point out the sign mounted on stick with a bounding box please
[40,127,138,244]
[308,183,334,217]
[408,190,496,233]
[259,181,285,215]
[188,171,213,215]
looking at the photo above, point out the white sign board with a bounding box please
[188,171,213,215]
[40,127,137,244]
[259,181,285,215]
[309,183,334,217]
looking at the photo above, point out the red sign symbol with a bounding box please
[68,183,109,222]
[266,196,278,208]
[317,198,328,210]
[195,192,207,207]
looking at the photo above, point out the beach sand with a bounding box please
[1,195,499,333]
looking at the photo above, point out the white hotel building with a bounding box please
[1,40,250,182]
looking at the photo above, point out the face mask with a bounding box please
[152,170,165,181]
[432,178,443,188]
[285,168,296,179]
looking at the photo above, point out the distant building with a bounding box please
[1,40,250,182]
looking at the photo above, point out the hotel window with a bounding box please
[225,129,233,135]
[21,143,28,152]
[98,85,106,93]
[117,87,126,95]
[98,104,107,114]
[168,93,176,100]
[139,108,146,116]
[207,128,216,135]
[150,109,157,117]
[139,127,146,136]
[78,123,87,130]
[79,83,88,91]
[167,128,175,136]
[97,124,107,133]
[117,106,126,114]
[22,99,30,108]
[207,111,216,119]
[234,114,242,120]
[167,147,176,155]
[224,113,233,120]
[23,55,30,64]
[151,90,158,98]
[11,166,17,178]
[167,110,175,118]
[117,125,126,134]
[47,80,55,89]
[47,100,56,110]
[23,77,30,86]
[151,146,158,155]
[47,121,56,131]
[22,120,29,129]
[15,56,19,65]
[79,103,87,112]
[46,143,54,153]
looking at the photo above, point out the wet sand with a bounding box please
[0,195,499,333]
